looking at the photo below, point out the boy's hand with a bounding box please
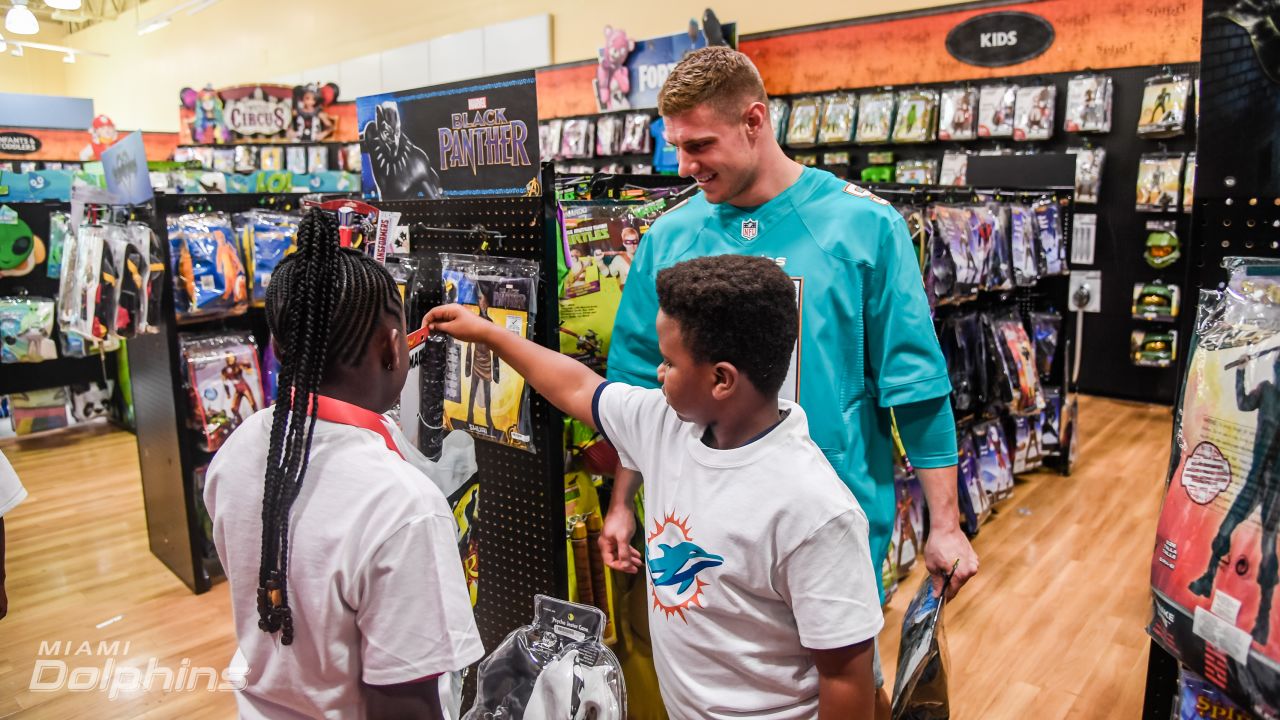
[599,510,642,574]
[424,304,493,343]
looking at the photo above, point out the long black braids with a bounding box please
[257,207,403,644]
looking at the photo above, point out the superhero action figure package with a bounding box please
[234,210,299,304]
[786,96,821,147]
[1138,154,1187,212]
[938,87,977,141]
[818,92,856,145]
[464,595,624,720]
[440,253,540,453]
[0,296,56,363]
[892,89,939,144]
[1138,74,1193,138]
[1149,258,1280,719]
[559,202,646,374]
[891,569,955,720]
[856,91,895,144]
[169,212,249,320]
[1013,85,1056,141]
[1064,74,1113,134]
[977,84,1017,138]
[179,331,264,452]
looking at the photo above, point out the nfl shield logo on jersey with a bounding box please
[741,219,759,241]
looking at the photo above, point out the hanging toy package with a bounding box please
[1137,154,1186,213]
[786,96,821,147]
[46,211,71,280]
[1132,282,1181,322]
[1184,152,1197,214]
[981,204,1014,291]
[1030,311,1062,380]
[69,224,107,340]
[1012,85,1056,141]
[856,91,895,144]
[1069,147,1106,205]
[0,297,57,363]
[1008,414,1045,473]
[465,595,624,720]
[170,212,249,320]
[1131,329,1178,368]
[892,89,939,144]
[977,84,1017,138]
[559,202,646,375]
[1009,204,1042,287]
[939,152,969,187]
[768,98,790,143]
[440,253,540,453]
[818,92,856,145]
[1149,259,1280,720]
[1145,220,1182,269]
[1064,74,1113,133]
[1173,667,1255,720]
[890,568,955,720]
[973,419,1014,503]
[929,205,978,303]
[179,332,265,452]
[1138,74,1192,137]
[986,310,1046,416]
[234,210,299,304]
[938,87,977,141]
[956,429,991,534]
[1033,196,1066,276]
[112,223,153,337]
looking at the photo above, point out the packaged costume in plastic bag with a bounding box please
[939,152,968,187]
[786,96,821,147]
[1009,205,1041,287]
[978,84,1017,138]
[1033,197,1066,276]
[169,212,249,320]
[1008,414,1044,473]
[46,211,70,280]
[891,570,954,720]
[464,595,625,720]
[441,253,540,452]
[768,98,790,143]
[1013,85,1056,141]
[1064,74,1113,133]
[938,87,977,141]
[1030,311,1061,380]
[595,115,623,157]
[179,332,264,452]
[1149,258,1280,720]
[987,310,1046,416]
[974,419,1014,503]
[1173,667,1255,720]
[619,114,651,155]
[818,92,856,145]
[956,429,991,534]
[1138,74,1192,137]
[930,206,979,302]
[939,312,988,422]
[0,296,56,363]
[892,89,938,144]
[857,91,895,144]
[1069,147,1105,205]
[69,380,114,423]
[893,464,925,580]
[1137,154,1186,212]
[111,223,153,337]
[234,210,299,304]
[1184,153,1197,214]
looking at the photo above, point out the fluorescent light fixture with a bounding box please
[45,0,83,10]
[0,33,6,53]
[62,50,74,62]
[184,0,218,15]
[136,17,170,35]
[5,1,39,35]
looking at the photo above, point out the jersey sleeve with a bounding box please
[606,222,663,389]
[894,395,958,469]
[592,382,671,473]
[777,509,885,650]
[0,450,26,518]
[866,213,952,407]
[356,514,484,685]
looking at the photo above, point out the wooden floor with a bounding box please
[0,396,1174,719]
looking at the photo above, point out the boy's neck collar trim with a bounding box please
[312,394,404,459]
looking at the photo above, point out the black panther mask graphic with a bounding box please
[361,102,444,200]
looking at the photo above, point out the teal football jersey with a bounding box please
[607,167,952,598]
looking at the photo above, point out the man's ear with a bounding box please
[744,101,768,137]
[711,361,740,401]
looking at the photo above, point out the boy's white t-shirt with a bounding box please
[205,407,483,720]
[594,383,884,720]
[0,450,27,517]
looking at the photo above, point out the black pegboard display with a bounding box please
[377,180,569,658]
[0,200,120,396]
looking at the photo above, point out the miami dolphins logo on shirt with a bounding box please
[646,513,723,622]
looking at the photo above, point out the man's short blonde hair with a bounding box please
[657,46,768,119]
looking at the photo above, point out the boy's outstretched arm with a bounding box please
[813,640,877,720]
[425,304,604,429]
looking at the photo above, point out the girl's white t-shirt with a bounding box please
[205,407,482,720]
[0,450,27,517]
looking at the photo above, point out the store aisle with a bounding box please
[0,395,1173,719]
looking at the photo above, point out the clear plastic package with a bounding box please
[1064,74,1113,133]
[1013,85,1056,141]
[977,84,1017,138]
[938,87,978,141]
[856,91,895,144]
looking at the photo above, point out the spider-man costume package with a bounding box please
[1149,258,1280,720]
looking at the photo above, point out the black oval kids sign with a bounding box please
[0,131,42,155]
[946,11,1055,67]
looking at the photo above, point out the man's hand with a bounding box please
[924,524,978,600]
[598,509,642,574]
[424,304,491,343]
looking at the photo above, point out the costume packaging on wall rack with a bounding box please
[1132,328,1178,368]
[1132,282,1180,322]
[1138,74,1192,137]
[957,429,991,533]
[179,331,264,452]
[1149,258,1280,720]
[561,118,596,160]
[1064,74,1113,133]
[938,87,977,141]
[987,309,1046,416]
[890,571,953,720]
[463,595,625,720]
[0,297,56,363]
[1008,413,1044,473]
[857,91,895,144]
[69,380,114,423]
[768,98,790,143]
[1069,147,1105,205]
[939,152,969,186]
[1031,311,1061,380]
[1173,667,1254,720]
[46,212,70,280]
[1183,152,1197,213]
[892,89,938,144]
[974,419,1015,503]
[818,92,856,145]
[595,115,623,157]
[1137,154,1186,212]
[233,210,299,304]
[1013,85,1056,141]
[1033,197,1066,276]
[440,253,540,453]
[939,312,988,422]
[619,113,652,155]
[978,84,1017,138]
[169,212,249,320]
[895,159,938,185]
[785,96,821,147]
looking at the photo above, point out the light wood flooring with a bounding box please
[0,395,1174,719]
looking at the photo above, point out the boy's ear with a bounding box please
[710,361,739,401]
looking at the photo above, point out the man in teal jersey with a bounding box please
[599,47,979,712]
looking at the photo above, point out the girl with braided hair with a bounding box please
[203,208,481,719]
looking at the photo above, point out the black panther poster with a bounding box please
[357,70,540,200]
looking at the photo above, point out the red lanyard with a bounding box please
[311,394,404,460]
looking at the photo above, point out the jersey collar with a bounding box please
[312,394,404,460]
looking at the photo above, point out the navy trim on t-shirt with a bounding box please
[591,381,613,443]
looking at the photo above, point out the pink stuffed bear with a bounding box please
[597,26,634,111]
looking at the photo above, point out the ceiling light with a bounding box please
[136,17,170,35]
[45,0,82,10]
[62,51,74,63]
[184,0,218,15]
[11,44,22,56]
[5,1,39,35]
